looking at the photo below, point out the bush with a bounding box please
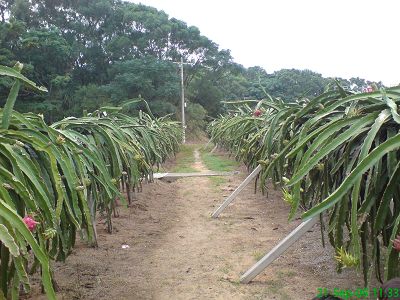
[186,103,207,137]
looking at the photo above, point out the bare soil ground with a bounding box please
[29,144,367,300]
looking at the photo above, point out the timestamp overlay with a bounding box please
[316,287,400,299]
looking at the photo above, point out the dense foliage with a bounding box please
[0,64,181,299]
[209,85,400,285]
[0,0,394,296]
[0,0,384,123]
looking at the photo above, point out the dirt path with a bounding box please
[30,145,366,300]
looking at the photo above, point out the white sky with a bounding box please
[133,0,399,86]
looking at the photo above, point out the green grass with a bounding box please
[171,165,198,173]
[246,272,293,300]
[200,149,239,172]
[170,143,240,178]
[170,144,199,173]
[219,263,232,274]
[209,176,227,187]
[252,250,265,261]
[199,144,240,187]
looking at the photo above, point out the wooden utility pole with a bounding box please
[173,57,192,144]
[180,57,185,144]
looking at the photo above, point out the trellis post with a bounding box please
[240,216,318,283]
[211,164,262,218]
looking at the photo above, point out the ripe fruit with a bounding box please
[23,216,39,232]
[253,109,262,117]
[393,235,400,251]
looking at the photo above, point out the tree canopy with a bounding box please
[0,0,384,122]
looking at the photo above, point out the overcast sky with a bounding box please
[133,0,399,86]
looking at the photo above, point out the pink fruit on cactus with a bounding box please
[23,216,39,232]
[253,109,262,117]
[393,235,400,251]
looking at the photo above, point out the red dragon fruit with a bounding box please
[23,216,39,232]
[393,235,400,251]
[253,109,262,117]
